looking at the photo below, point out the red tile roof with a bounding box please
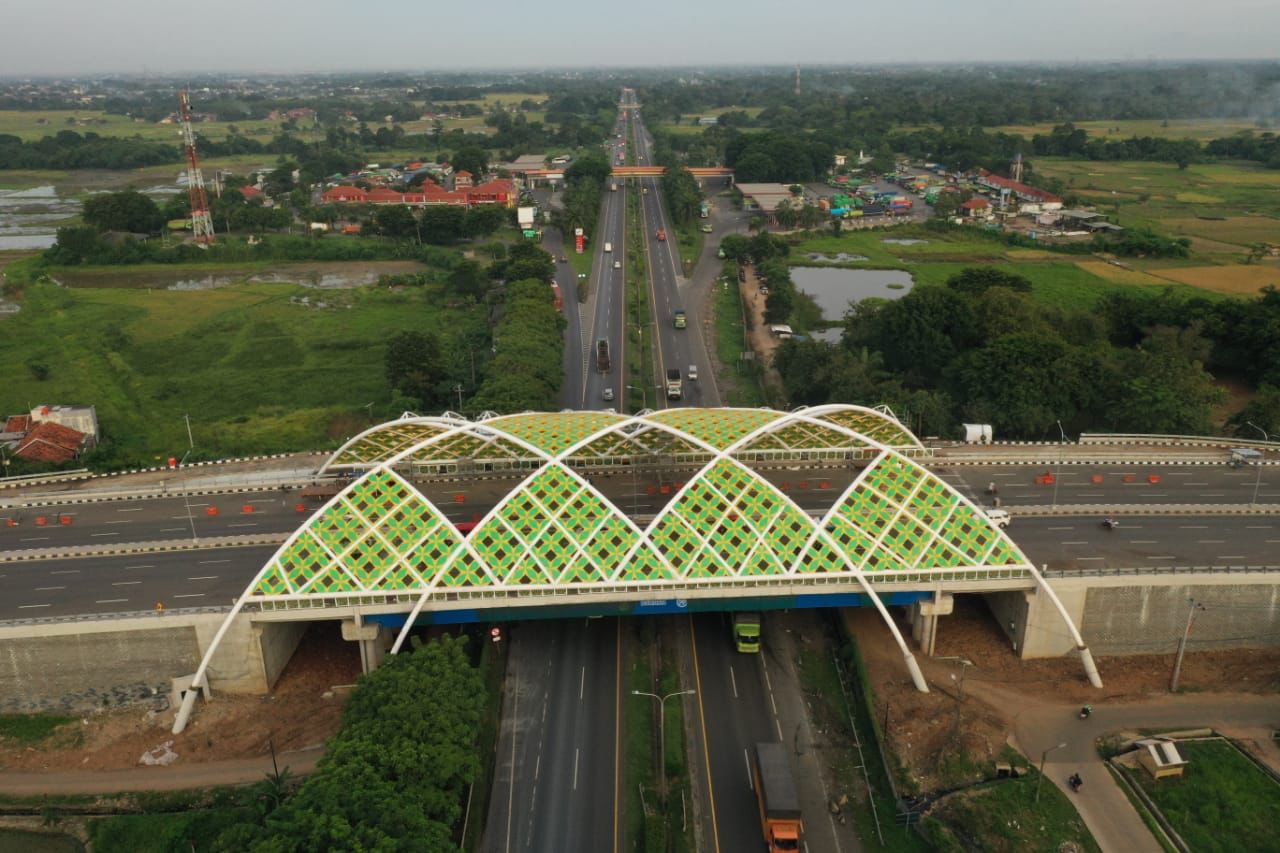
[976,170,1062,203]
[455,170,473,177]
[323,186,368,203]
[960,198,990,210]
[3,415,30,434]
[14,421,86,464]
[239,185,262,199]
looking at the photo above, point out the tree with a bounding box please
[661,166,702,225]
[1111,347,1224,435]
[451,145,488,178]
[945,267,1032,296]
[1228,384,1280,438]
[375,205,417,240]
[385,331,446,408]
[420,205,467,244]
[263,158,297,198]
[81,191,164,234]
[446,259,486,300]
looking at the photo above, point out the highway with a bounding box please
[482,618,619,853]
[1010,515,1280,570]
[540,222,585,411]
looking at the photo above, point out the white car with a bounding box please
[984,508,1010,529]
[602,387,614,401]
[613,260,621,269]
[687,364,698,381]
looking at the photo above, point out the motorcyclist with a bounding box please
[1080,704,1093,719]
[1069,772,1083,791]
[1102,515,1116,529]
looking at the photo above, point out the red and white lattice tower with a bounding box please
[178,90,215,245]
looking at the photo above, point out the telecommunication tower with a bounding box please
[1011,151,1024,184]
[178,90,215,246]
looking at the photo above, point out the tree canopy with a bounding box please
[81,190,165,234]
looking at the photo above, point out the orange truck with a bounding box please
[753,743,802,852]
[655,228,666,241]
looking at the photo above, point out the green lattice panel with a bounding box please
[795,535,850,574]
[312,500,367,554]
[253,563,292,595]
[616,544,670,582]
[346,470,413,525]
[671,479,732,530]
[470,519,527,578]
[338,533,396,590]
[939,505,1000,562]
[438,551,489,587]
[651,514,704,573]
[911,483,960,532]
[488,412,623,455]
[744,420,871,453]
[877,518,936,568]
[525,464,582,513]
[825,515,878,564]
[646,408,783,449]
[817,409,918,447]
[507,554,553,584]
[740,544,781,576]
[918,536,968,569]
[985,537,1027,567]
[375,498,436,550]
[837,486,900,539]
[559,491,608,539]
[707,510,758,568]
[336,422,448,465]
[861,454,923,506]
[404,521,467,583]
[761,501,814,568]
[861,542,903,573]
[276,533,331,590]
[706,458,760,503]
[496,489,551,542]
[558,553,607,584]
[584,515,640,573]
[529,524,578,577]
[373,560,423,591]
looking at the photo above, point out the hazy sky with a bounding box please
[4,0,1278,75]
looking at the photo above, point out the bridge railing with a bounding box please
[1079,433,1280,451]
[1044,564,1280,579]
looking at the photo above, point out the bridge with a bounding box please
[172,405,1100,732]
[611,166,734,179]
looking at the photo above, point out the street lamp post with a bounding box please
[1170,598,1206,692]
[1246,421,1269,505]
[632,688,695,802]
[1036,742,1068,803]
[626,384,648,411]
[1053,420,1067,508]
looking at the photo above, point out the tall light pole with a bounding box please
[1170,598,1206,692]
[626,384,648,411]
[1246,421,1269,506]
[1053,420,1066,508]
[1036,742,1068,803]
[632,688,695,802]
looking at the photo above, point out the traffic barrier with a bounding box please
[659,484,671,495]
[241,504,255,513]
[798,480,809,490]
[780,482,792,492]
[205,506,219,516]
[1091,475,1104,484]
[295,503,307,513]
[453,494,465,503]
[646,485,656,496]
[1123,474,1136,483]
[1148,474,1161,484]
[4,518,16,528]
[1035,474,1055,485]
[58,515,72,526]
[35,516,47,526]
[819,480,831,490]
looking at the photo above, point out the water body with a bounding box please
[882,238,928,245]
[806,251,869,262]
[0,185,80,251]
[791,267,915,320]
[54,260,427,291]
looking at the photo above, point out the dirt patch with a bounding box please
[0,623,359,772]
[846,596,1280,795]
[740,266,784,394]
[1150,262,1280,295]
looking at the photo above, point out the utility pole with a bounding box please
[1036,742,1067,803]
[1053,420,1066,508]
[454,384,464,411]
[632,689,695,803]
[1170,598,1205,692]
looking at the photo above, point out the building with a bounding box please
[321,177,516,210]
[238,185,263,202]
[735,183,804,224]
[1135,738,1187,780]
[453,170,474,190]
[2,405,98,464]
[974,169,1063,213]
[959,197,992,219]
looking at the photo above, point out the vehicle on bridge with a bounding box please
[754,742,803,852]
[596,339,611,373]
[673,309,687,329]
[733,612,761,652]
[665,367,683,399]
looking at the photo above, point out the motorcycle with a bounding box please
[1068,773,1083,792]
[1101,517,1118,531]
[1079,705,1093,720]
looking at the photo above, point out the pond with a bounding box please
[806,252,869,262]
[882,238,928,245]
[790,267,914,320]
[52,260,428,291]
[0,185,80,251]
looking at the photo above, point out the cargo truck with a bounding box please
[673,309,687,329]
[596,339,611,373]
[753,743,803,852]
[733,612,761,652]
[656,228,666,241]
[665,367,683,399]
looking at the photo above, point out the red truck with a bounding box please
[655,228,666,241]
[754,743,803,852]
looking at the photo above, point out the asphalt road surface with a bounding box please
[937,462,1277,507]
[481,617,620,853]
[0,545,277,619]
[1007,515,1280,570]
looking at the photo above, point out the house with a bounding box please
[14,421,89,464]
[960,197,991,219]
[454,170,474,190]
[238,185,263,201]
[29,404,98,443]
[323,186,369,204]
[974,169,1063,213]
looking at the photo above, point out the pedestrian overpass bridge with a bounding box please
[611,166,734,179]
[173,405,1100,732]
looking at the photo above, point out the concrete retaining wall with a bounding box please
[0,613,279,713]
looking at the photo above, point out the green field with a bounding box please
[0,270,481,466]
[790,227,1215,310]
[922,774,1102,853]
[1031,158,1280,251]
[1128,740,1280,853]
[991,118,1265,142]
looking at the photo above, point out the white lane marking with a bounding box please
[18,604,50,609]
[19,537,49,542]
[1184,482,1208,486]
[579,666,585,701]
[1247,525,1274,529]
[160,527,186,532]
[1150,556,1176,560]
[188,502,210,507]
[170,516,193,520]
[729,665,738,699]
[173,593,205,599]
[1047,526,1074,531]
[1077,556,1105,561]
[1198,540,1226,544]
[95,598,128,604]
[199,559,231,564]
[1180,525,1208,529]
[34,586,66,591]
[90,532,119,537]
[1200,493,1226,497]
[49,570,80,575]
[1129,540,1157,544]
[103,520,132,525]
[227,522,258,528]
[1061,541,1089,546]
[112,581,141,586]
[187,575,218,581]
[116,508,144,512]
[744,749,754,789]
[573,748,580,791]
[1076,492,1104,497]
[124,565,154,570]
[1218,556,1246,561]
